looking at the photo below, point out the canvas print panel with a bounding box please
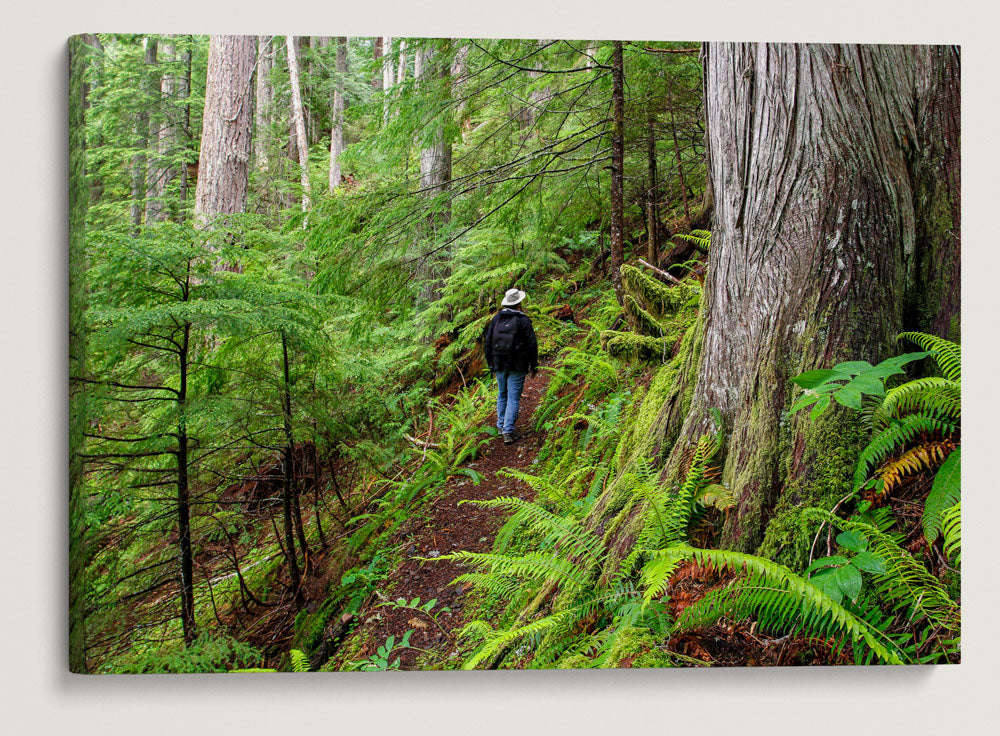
[68,35,960,673]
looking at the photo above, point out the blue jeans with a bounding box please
[495,370,527,434]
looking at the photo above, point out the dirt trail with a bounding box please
[350,366,553,669]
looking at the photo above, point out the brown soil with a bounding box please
[348,366,553,669]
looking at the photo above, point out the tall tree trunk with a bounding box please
[177,322,196,644]
[372,36,383,90]
[665,82,691,224]
[658,43,960,563]
[68,34,89,674]
[609,41,625,304]
[147,39,175,224]
[417,45,453,302]
[254,36,275,172]
[179,38,193,205]
[286,36,312,211]
[329,37,348,192]
[397,39,407,84]
[280,333,303,599]
[645,112,659,263]
[130,37,156,234]
[194,35,255,226]
[382,37,395,124]
[451,44,470,139]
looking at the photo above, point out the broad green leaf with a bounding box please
[804,555,848,576]
[830,360,873,377]
[790,392,820,414]
[834,563,863,600]
[845,373,886,397]
[836,530,868,552]
[833,387,863,410]
[851,550,887,574]
[791,369,836,389]
[810,395,831,420]
[810,570,844,603]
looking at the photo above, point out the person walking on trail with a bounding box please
[484,288,539,444]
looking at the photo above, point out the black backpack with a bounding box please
[491,311,521,356]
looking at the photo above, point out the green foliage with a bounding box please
[923,447,961,544]
[646,545,903,664]
[110,633,264,674]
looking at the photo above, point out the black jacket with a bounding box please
[483,308,538,374]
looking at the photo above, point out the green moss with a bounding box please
[755,405,867,570]
[603,330,675,363]
[621,265,696,318]
[605,627,675,668]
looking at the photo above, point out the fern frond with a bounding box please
[872,377,961,429]
[922,447,961,544]
[854,414,958,491]
[879,440,956,494]
[435,549,593,593]
[651,545,903,664]
[672,230,711,253]
[289,649,309,673]
[462,494,604,564]
[822,514,959,632]
[898,332,961,382]
[941,502,961,565]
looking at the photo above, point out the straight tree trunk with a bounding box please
[177,322,196,644]
[382,37,395,124]
[417,45,453,301]
[130,37,156,234]
[645,112,659,263]
[372,36,383,90]
[286,36,312,211]
[397,39,407,84]
[280,333,303,599]
[329,37,348,191]
[609,41,625,304]
[254,36,275,171]
[179,38,193,205]
[147,39,175,224]
[665,43,960,561]
[194,35,255,226]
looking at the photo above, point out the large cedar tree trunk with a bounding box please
[661,43,960,559]
[194,35,255,225]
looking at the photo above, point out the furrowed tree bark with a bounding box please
[286,36,312,212]
[609,41,625,304]
[655,43,961,563]
[194,35,254,226]
[329,37,348,192]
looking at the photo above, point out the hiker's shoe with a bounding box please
[503,432,516,444]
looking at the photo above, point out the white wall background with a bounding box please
[3,2,995,733]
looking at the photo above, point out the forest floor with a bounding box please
[345,364,553,669]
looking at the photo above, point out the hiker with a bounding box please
[483,288,539,444]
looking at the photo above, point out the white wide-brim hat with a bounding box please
[501,288,526,306]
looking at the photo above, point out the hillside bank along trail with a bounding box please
[348,365,553,669]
